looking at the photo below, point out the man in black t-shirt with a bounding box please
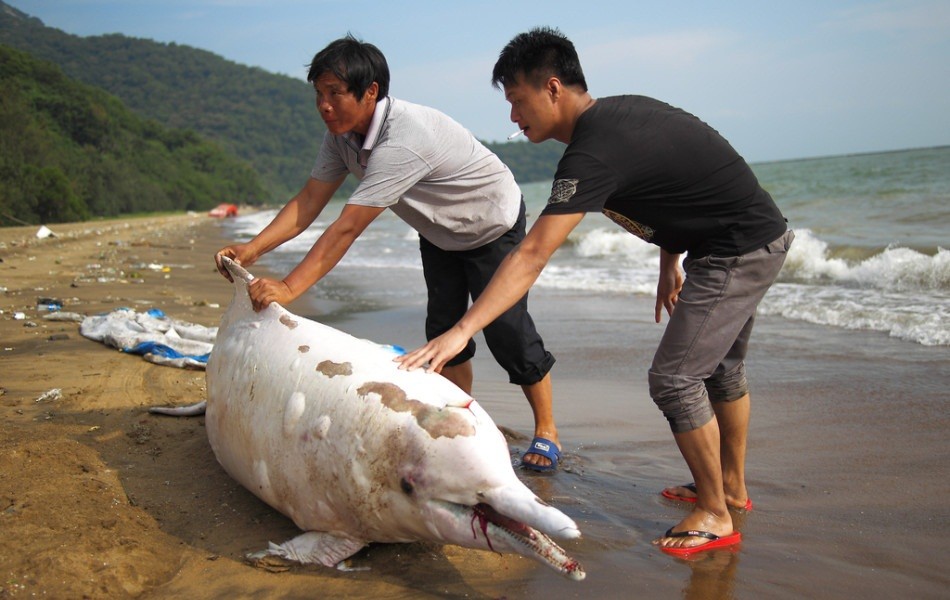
[546,94,787,258]
[397,27,793,556]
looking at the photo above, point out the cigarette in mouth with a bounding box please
[507,129,525,140]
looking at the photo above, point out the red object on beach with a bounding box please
[209,203,239,218]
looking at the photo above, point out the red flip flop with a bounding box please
[661,483,754,511]
[658,528,742,557]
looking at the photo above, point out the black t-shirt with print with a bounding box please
[542,95,787,257]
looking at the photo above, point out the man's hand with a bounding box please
[395,326,470,374]
[399,212,585,372]
[248,277,295,312]
[655,250,683,323]
[215,244,259,282]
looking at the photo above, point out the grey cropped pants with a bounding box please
[648,230,794,433]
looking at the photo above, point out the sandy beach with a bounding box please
[1,214,947,599]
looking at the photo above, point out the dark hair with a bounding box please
[492,27,587,91]
[307,34,390,100]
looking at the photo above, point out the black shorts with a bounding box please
[419,201,555,386]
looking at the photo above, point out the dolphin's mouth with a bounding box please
[470,503,585,581]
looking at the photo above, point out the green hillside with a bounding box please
[0,1,561,208]
[490,139,565,186]
[0,44,264,225]
[0,1,321,201]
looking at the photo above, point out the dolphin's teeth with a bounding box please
[471,503,585,581]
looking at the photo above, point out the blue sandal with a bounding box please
[521,437,561,472]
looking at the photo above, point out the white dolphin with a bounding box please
[200,257,585,580]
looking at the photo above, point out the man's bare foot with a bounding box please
[661,483,753,511]
[521,434,561,471]
[662,483,699,501]
[652,506,736,551]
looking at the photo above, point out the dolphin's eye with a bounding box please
[400,477,414,495]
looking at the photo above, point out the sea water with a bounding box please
[224,146,949,347]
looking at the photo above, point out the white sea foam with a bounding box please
[763,230,949,345]
[221,198,949,346]
[542,227,950,345]
[779,229,950,292]
[760,283,950,346]
[573,227,657,263]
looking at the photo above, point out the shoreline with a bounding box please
[1,214,948,599]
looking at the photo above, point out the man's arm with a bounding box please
[215,177,344,279]
[396,212,586,373]
[248,203,386,311]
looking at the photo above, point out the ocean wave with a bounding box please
[223,210,948,346]
[781,229,949,292]
[760,283,949,346]
[571,227,657,263]
[565,226,950,293]
[556,226,949,346]
[536,264,656,295]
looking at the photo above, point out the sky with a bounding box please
[8,0,950,162]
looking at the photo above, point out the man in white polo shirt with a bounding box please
[214,35,561,471]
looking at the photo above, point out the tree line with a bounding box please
[0,1,560,225]
[0,45,264,225]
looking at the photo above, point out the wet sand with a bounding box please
[1,215,947,599]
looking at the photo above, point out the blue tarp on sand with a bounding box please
[80,308,216,369]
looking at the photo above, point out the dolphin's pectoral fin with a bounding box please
[148,400,207,417]
[246,531,368,569]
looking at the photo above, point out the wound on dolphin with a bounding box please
[316,360,353,378]
[279,315,298,329]
[298,345,310,353]
[357,382,475,439]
